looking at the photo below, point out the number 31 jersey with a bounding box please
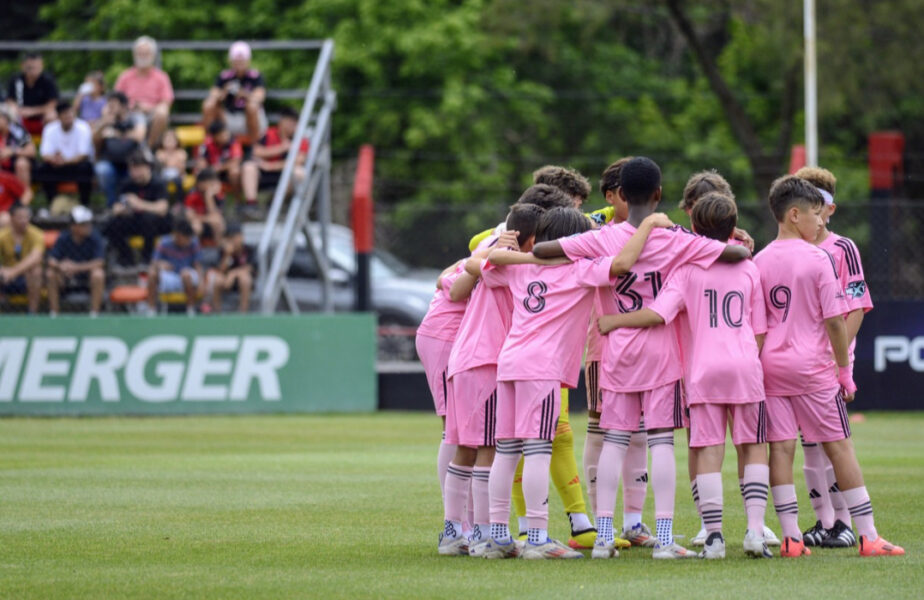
[754,238,849,396]
[560,223,726,392]
[483,257,615,387]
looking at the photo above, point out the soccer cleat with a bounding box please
[652,542,697,559]
[438,532,470,556]
[568,527,598,550]
[521,538,584,560]
[802,520,830,547]
[698,532,726,559]
[622,522,657,547]
[779,536,811,558]
[858,535,905,557]
[743,530,774,558]
[481,537,522,559]
[591,540,620,559]
[763,525,781,546]
[691,526,708,547]
[822,519,857,548]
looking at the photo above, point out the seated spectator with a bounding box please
[0,170,26,229]
[73,71,107,126]
[5,52,58,136]
[46,206,105,317]
[114,36,174,147]
[196,120,242,189]
[242,106,308,205]
[155,128,188,199]
[0,203,43,313]
[103,152,171,266]
[145,218,202,316]
[184,168,225,242]
[93,91,145,207]
[203,222,251,314]
[203,41,267,142]
[33,100,95,206]
[0,106,36,205]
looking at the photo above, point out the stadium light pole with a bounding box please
[804,0,818,167]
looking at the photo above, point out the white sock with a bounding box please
[568,512,593,532]
[517,516,529,535]
[597,516,614,544]
[527,528,548,545]
[623,512,643,531]
[443,519,463,540]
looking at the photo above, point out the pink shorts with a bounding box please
[415,334,453,416]
[765,387,850,443]
[585,361,602,414]
[600,380,687,431]
[689,402,767,447]
[496,380,561,441]
[446,365,498,448]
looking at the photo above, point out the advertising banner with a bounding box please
[853,301,923,411]
[0,314,376,415]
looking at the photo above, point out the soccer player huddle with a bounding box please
[415,157,904,560]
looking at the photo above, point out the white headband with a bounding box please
[816,187,834,205]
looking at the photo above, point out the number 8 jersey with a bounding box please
[753,238,849,396]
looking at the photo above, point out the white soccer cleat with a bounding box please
[691,526,708,546]
[437,532,470,556]
[763,524,781,547]
[743,529,774,558]
[521,538,584,559]
[480,537,522,559]
[622,522,657,547]
[591,540,620,559]
[698,532,726,559]
[652,542,698,559]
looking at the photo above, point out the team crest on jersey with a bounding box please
[846,280,867,298]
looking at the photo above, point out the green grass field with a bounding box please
[0,412,921,599]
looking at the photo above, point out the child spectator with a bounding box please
[46,205,105,317]
[93,91,145,207]
[5,52,58,136]
[184,168,225,242]
[145,218,202,316]
[34,100,95,206]
[0,106,36,206]
[197,120,242,190]
[103,152,171,266]
[156,128,188,199]
[202,41,267,141]
[0,203,43,313]
[203,222,251,314]
[74,71,107,126]
[114,36,174,147]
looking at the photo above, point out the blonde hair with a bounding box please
[794,166,837,195]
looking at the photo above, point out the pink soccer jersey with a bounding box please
[648,261,767,404]
[483,257,615,387]
[817,231,873,366]
[446,260,513,377]
[754,238,849,396]
[416,262,468,342]
[585,292,606,362]
[560,223,726,392]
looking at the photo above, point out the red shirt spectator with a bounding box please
[0,170,25,213]
[198,135,243,167]
[184,189,225,215]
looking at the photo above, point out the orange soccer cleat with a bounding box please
[859,535,905,557]
[780,536,812,557]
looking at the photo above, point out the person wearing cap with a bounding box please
[0,203,43,313]
[5,52,59,136]
[202,41,267,142]
[114,36,174,147]
[0,105,36,206]
[93,91,145,207]
[103,151,172,266]
[46,206,105,316]
[33,100,95,206]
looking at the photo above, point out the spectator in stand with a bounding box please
[93,91,145,207]
[197,120,242,189]
[203,221,251,314]
[155,128,188,200]
[184,167,225,242]
[5,52,58,136]
[0,106,36,205]
[73,71,107,126]
[46,206,105,317]
[146,218,202,317]
[114,36,174,146]
[33,100,95,206]
[240,107,308,216]
[103,152,172,266]
[0,170,26,229]
[0,203,43,313]
[202,41,267,142]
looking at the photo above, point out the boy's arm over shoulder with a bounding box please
[647,265,689,325]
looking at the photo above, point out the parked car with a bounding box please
[243,222,440,360]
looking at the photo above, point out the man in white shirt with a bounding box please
[33,100,95,206]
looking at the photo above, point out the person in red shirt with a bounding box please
[0,107,36,206]
[196,120,243,190]
[0,170,25,229]
[184,168,225,241]
[240,107,308,211]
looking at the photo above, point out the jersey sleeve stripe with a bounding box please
[820,248,839,279]
[834,238,860,276]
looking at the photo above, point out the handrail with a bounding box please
[0,40,325,52]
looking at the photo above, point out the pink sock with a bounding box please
[622,429,648,515]
[583,419,604,515]
[771,484,801,540]
[802,442,835,528]
[522,440,553,530]
[489,440,522,525]
[444,462,472,523]
[471,466,491,529]
[696,472,723,533]
[742,464,769,534]
[842,486,877,539]
[826,470,852,525]
[596,431,631,518]
[437,438,456,500]
[648,432,676,520]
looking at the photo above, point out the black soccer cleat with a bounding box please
[802,520,829,547]
[821,519,857,548]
